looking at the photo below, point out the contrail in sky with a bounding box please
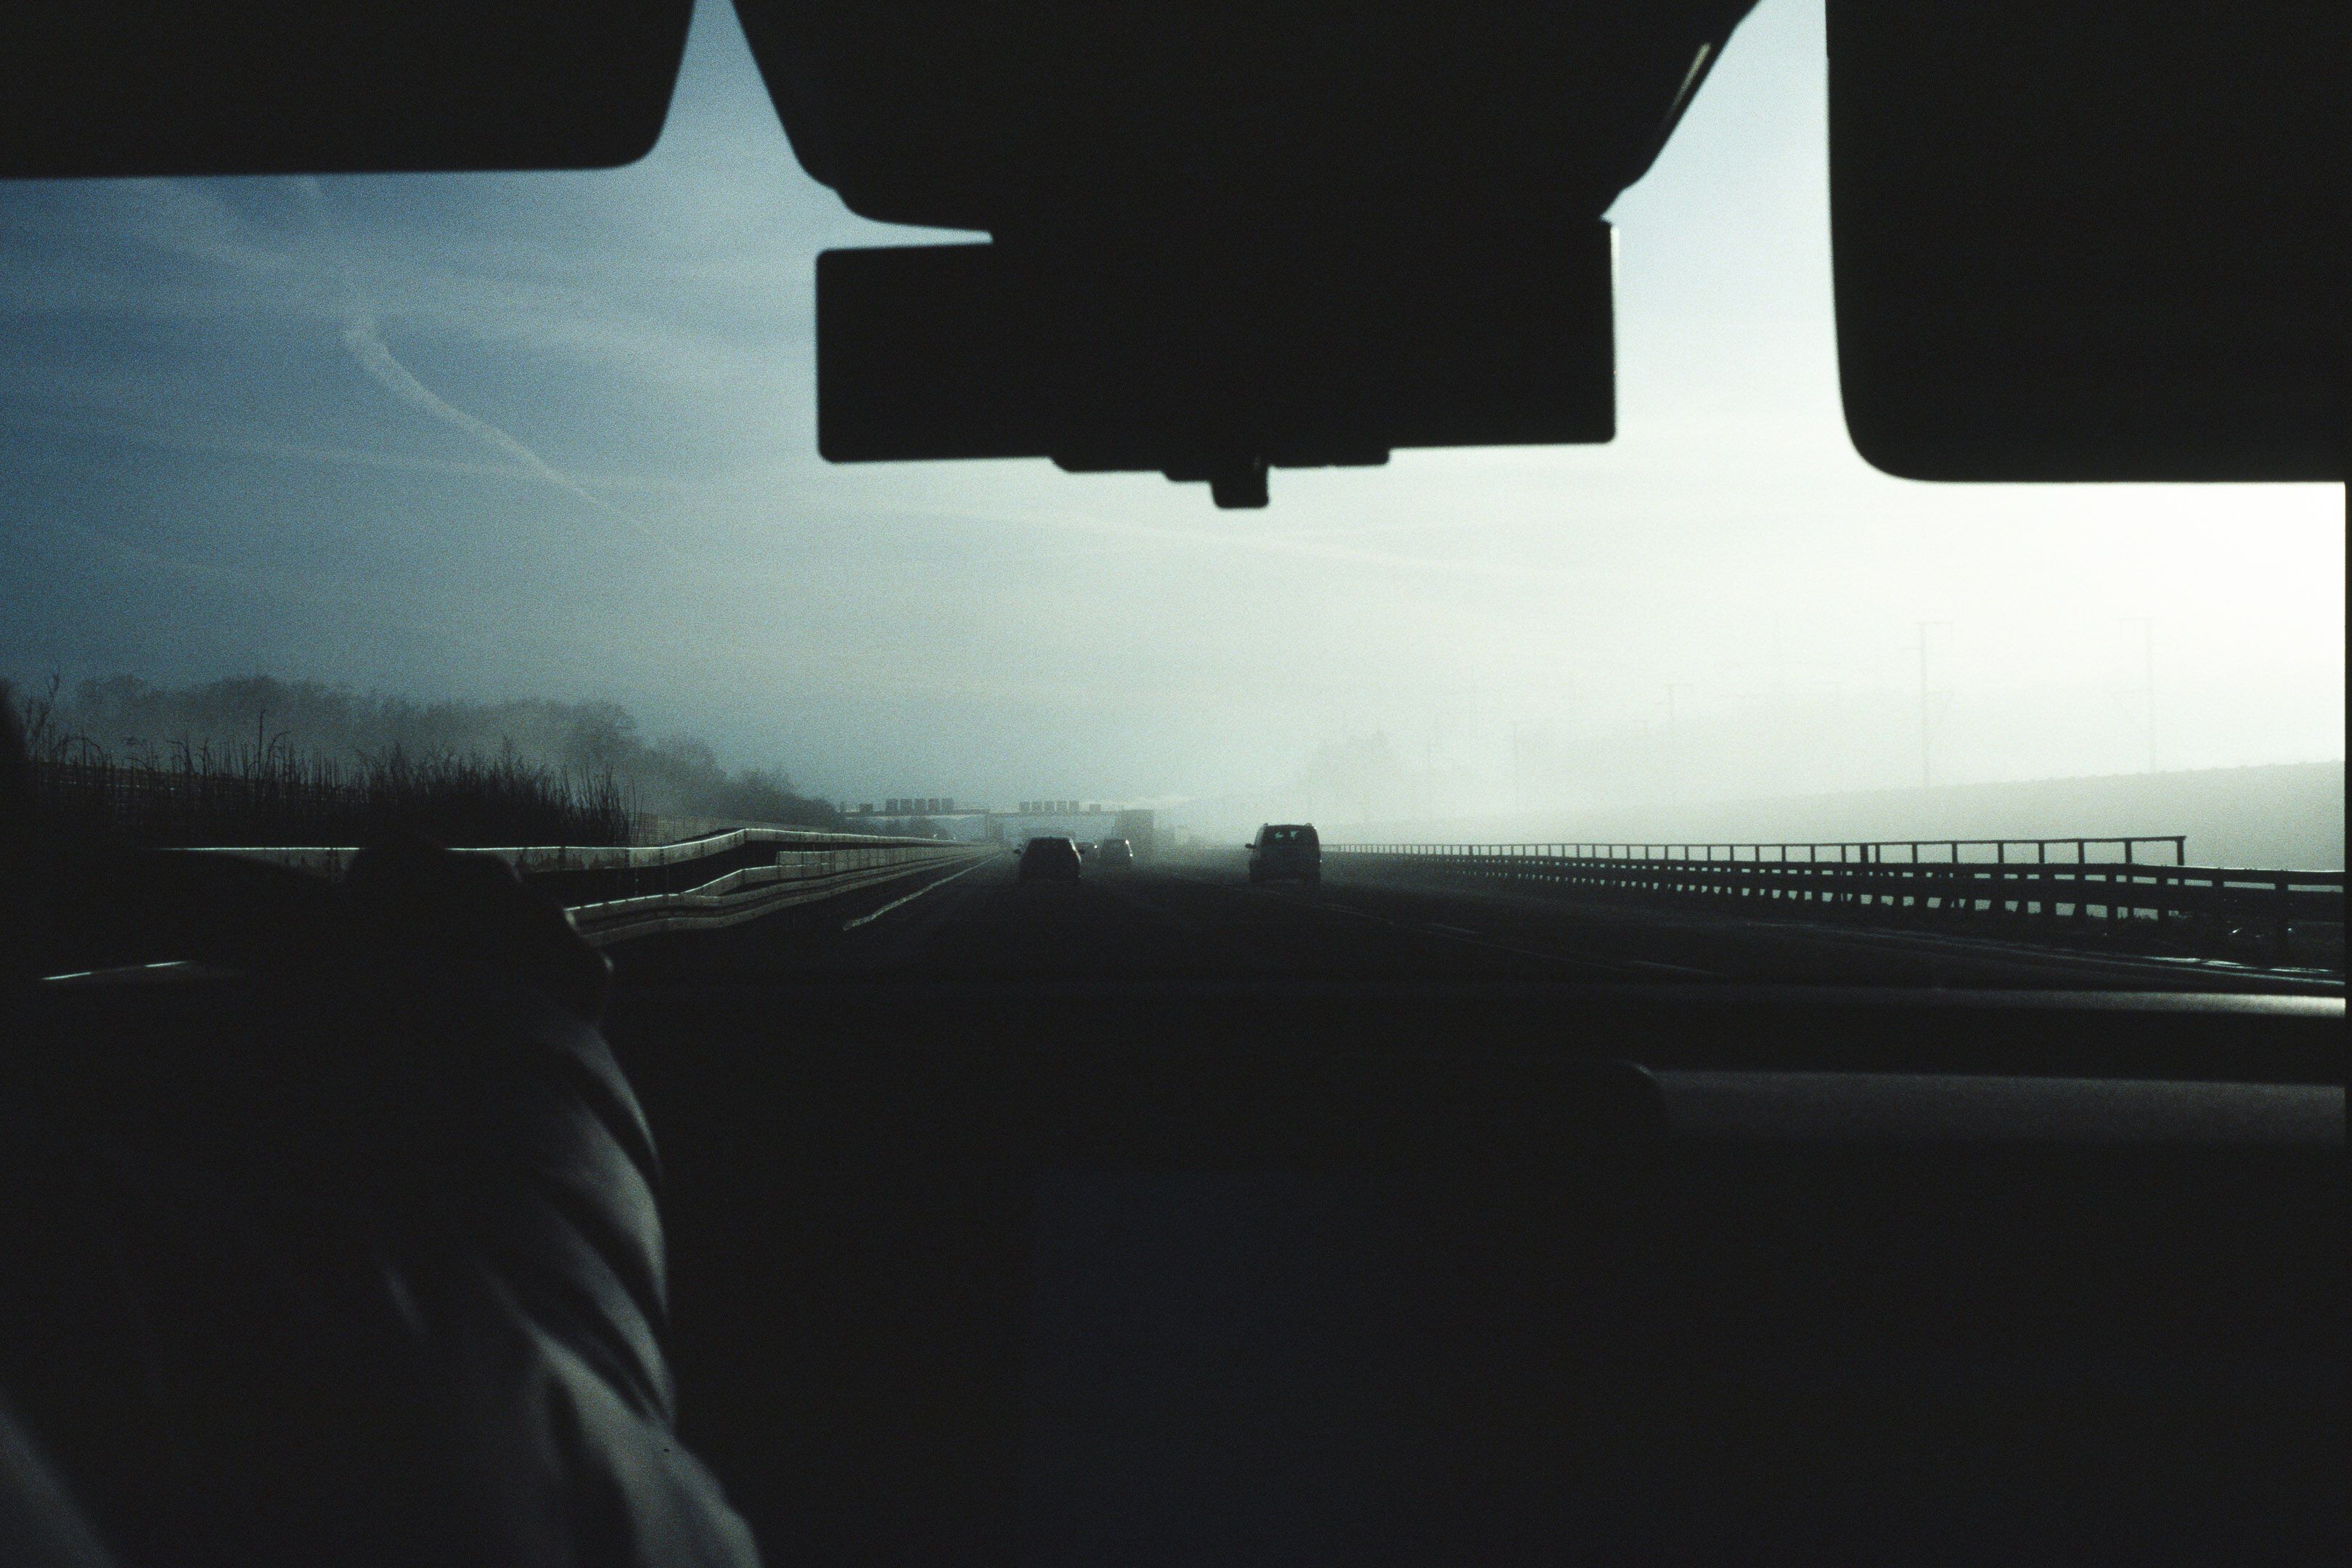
[330,285,751,581]
[287,179,740,578]
[337,303,643,530]
[292,163,654,537]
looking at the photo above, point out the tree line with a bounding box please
[30,674,844,835]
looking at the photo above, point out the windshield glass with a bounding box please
[3,0,2340,992]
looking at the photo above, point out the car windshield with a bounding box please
[1,0,2340,995]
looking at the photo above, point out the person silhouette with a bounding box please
[0,684,759,1567]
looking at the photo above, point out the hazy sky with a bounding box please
[1,0,2342,815]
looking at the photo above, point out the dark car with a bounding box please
[1093,838,1135,870]
[1017,836,1083,883]
[1247,823,1320,885]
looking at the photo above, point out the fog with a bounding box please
[1,0,2341,835]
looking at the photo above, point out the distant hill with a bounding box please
[1340,761,2345,870]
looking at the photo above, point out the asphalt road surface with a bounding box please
[611,853,2329,993]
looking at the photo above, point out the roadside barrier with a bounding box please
[177,828,997,944]
[1325,838,2345,972]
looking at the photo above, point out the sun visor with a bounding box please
[0,1,691,176]
[1827,1,2343,482]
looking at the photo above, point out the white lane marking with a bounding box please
[841,858,994,930]
[37,960,221,986]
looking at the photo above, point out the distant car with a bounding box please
[1018,836,1083,883]
[1248,822,1320,885]
[1093,838,1134,870]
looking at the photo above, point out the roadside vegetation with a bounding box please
[14,674,845,846]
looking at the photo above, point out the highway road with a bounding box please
[611,853,2330,993]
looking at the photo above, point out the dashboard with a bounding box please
[604,981,2346,1563]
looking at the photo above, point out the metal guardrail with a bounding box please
[1452,836,2190,867]
[179,828,998,945]
[1327,841,2346,972]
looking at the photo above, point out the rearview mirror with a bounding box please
[818,232,1614,507]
